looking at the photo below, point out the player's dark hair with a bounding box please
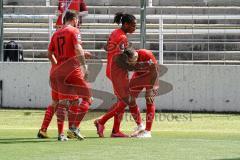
[64,10,78,22]
[123,47,135,59]
[114,12,136,25]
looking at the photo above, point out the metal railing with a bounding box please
[0,0,3,61]
[157,14,240,64]
[2,2,240,64]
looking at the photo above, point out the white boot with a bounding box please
[136,130,152,138]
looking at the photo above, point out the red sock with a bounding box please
[145,103,155,131]
[40,105,55,132]
[56,104,66,135]
[112,108,125,133]
[75,100,90,127]
[98,101,126,125]
[98,103,118,125]
[68,105,78,129]
[129,105,142,125]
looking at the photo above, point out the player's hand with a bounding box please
[152,88,159,97]
[84,70,89,80]
[84,51,92,59]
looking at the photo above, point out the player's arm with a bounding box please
[79,1,88,17]
[75,43,88,79]
[48,35,57,65]
[72,29,88,79]
[48,51,57,65]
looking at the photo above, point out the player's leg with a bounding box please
[66,73,92,140]
[37,103,57,138]
[37,90,59,139]
[68,99,79,130]
[67,99,85,140]
[95,100,127,137]
[95,74,130,137]
[111,106,128,138]
[127,84,145,137]
[68,97,91,140]
[111,96,144,138]
[129,95,143,126]
[56,99,68,141]
[128,96,145,137]
[94,102,117,137]
[38,106,55,138]
[75,97,91,127]
[137,89,156,138]
[67,99,79,139]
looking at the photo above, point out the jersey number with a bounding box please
[57,36,65,56]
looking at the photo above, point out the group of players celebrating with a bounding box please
[37,0,159,141]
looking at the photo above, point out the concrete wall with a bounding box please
[0,62,240,112]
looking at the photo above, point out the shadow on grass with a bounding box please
[0,138,56,144]
[0,136,106,144]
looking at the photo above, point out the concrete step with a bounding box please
[3,38,240,55]
[3,5,240,15]
[4,14,240,25]
[4,27,240,43]
[20,49,109,59]
[2,39,160,50]
[4,22,240,30]
[3,6,57,15]
[4,0,240,6]
[4,0,48,5]
[16,49,162,60]
[85,0,240,6]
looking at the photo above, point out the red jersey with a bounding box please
[110,54,129,99]
[49,25,90,100]
[133,49,158,77]
[56,0,88,26]
[106,28,128,79]
[137,49,157,64]
[48,25,81,65]
[58,0,87,13]
[130,49,159,97]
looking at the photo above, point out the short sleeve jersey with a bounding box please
[48,25,81,64]
[137,49,157,64]
[106,28,128,79]
[133,49,158,77]
[58,0,88,13]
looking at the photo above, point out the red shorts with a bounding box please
[50,68,91,101]
[129,69,159,98]
[109,69,129,101]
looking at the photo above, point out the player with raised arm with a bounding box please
[56,0,88,29]
[94,13,144,138]
[39,10,92,141]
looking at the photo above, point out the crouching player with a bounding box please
[39,10,92,141]
[119,48,159,138]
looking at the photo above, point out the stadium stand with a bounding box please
[2,0,240,63]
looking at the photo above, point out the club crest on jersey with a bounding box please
[76,34,81,40]
[120,43,125,50]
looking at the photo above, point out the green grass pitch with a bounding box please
[0,109,240,160]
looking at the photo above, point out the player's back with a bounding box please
[137,49,157,64]
[50,25,79,64]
